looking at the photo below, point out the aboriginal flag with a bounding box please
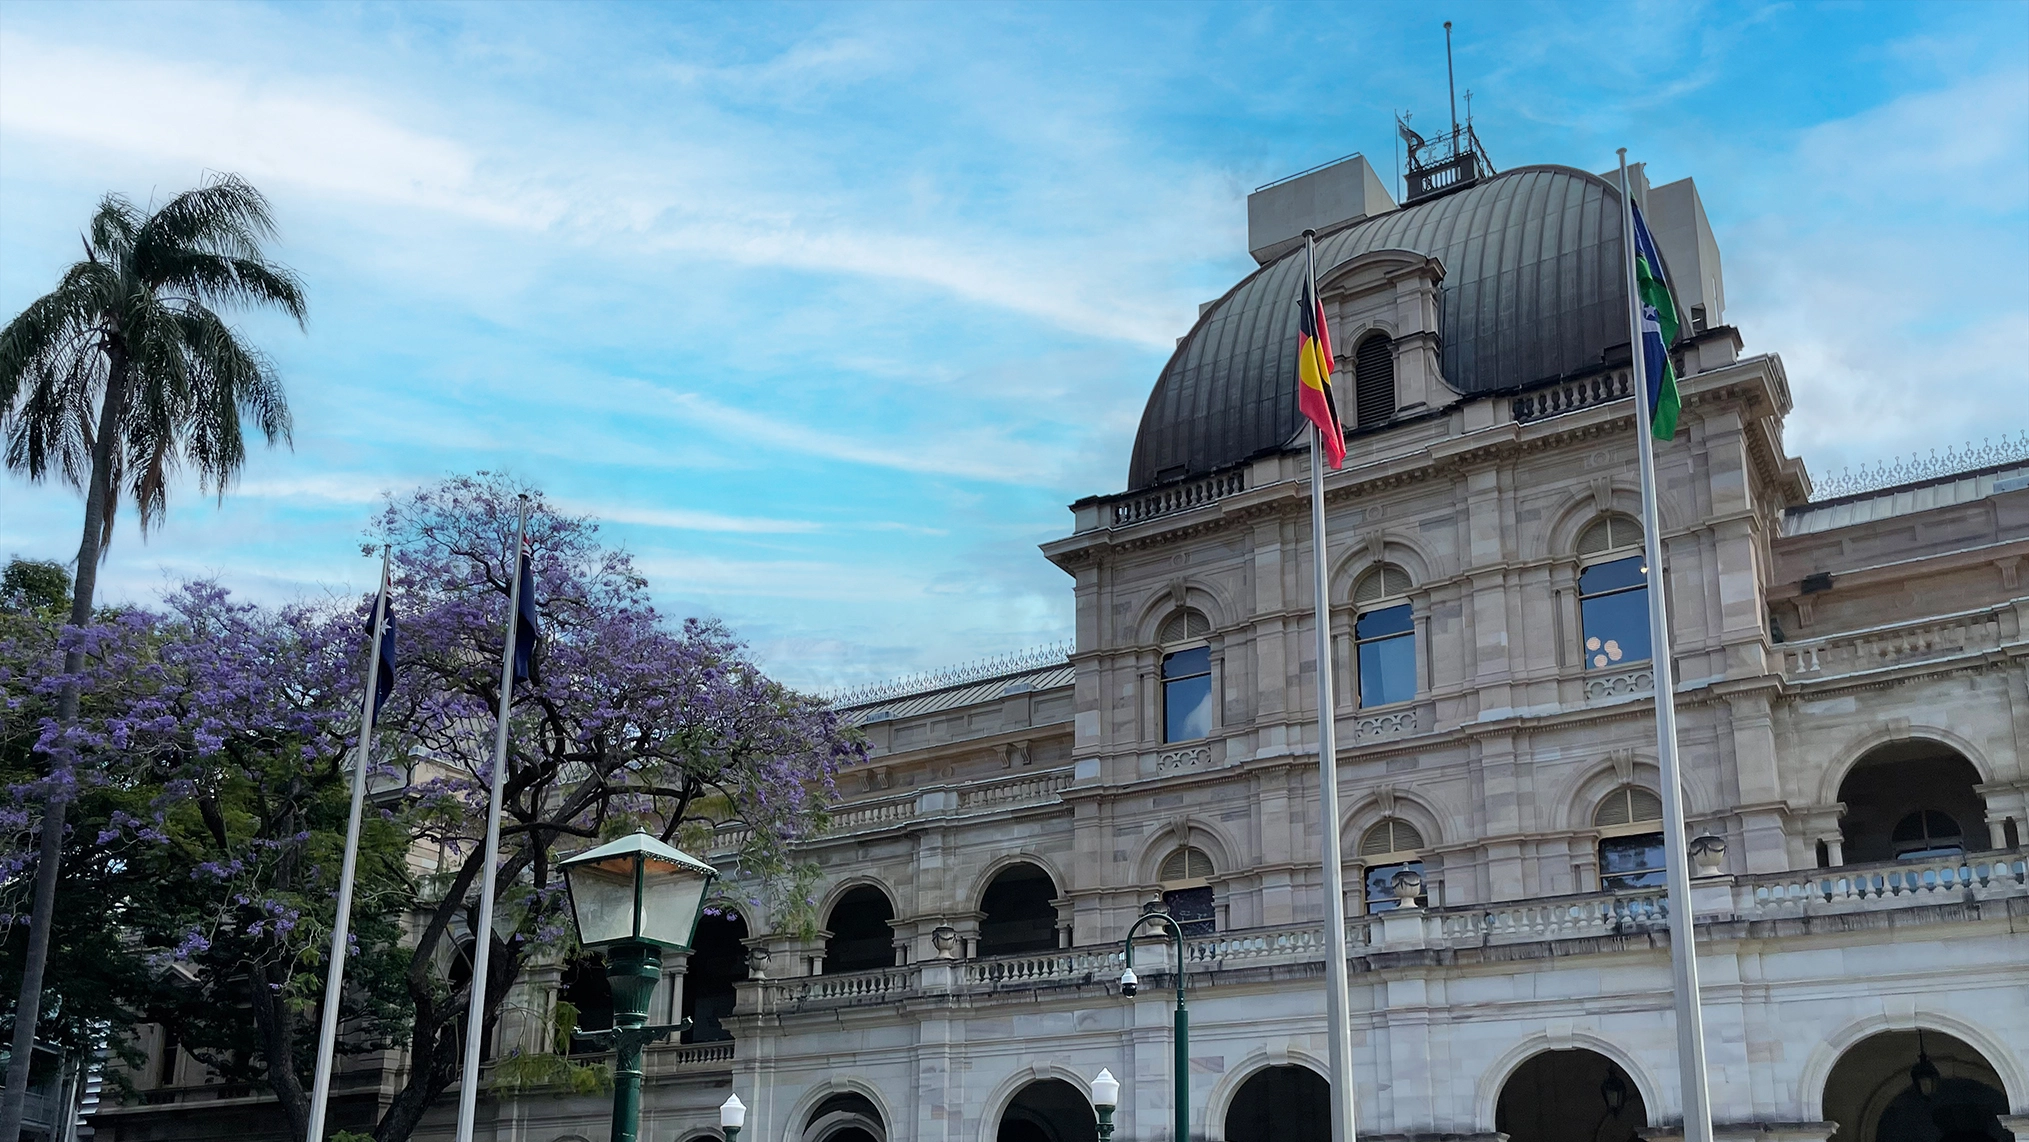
[1296,273,1345,469]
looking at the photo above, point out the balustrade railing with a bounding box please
[958,770,1074,809]
[830,798,917,832]
[1111,469,1246,526]
[1512,370,1632,424]
[1780,605,2012,680]
[768,965,919,1007]
[1435,890,1670,943]
[1739,852,2027,913]
[657,1041,736,1068]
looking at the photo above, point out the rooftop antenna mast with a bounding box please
[1444,21,1460,141]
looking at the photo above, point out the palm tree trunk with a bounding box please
[0,351,128,1138]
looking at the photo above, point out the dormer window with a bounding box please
[1354,333,1395,427]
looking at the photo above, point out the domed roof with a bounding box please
[1127,165,1633,490]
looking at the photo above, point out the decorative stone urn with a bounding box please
[744,945,771,979]
[1689,834,1728,877]
[931,925,960,959]
[1389,868,1426,909]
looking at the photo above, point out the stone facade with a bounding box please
[95,167,2029,1142]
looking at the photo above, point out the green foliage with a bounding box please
[1,558,69,615]
[488,999,609,1096]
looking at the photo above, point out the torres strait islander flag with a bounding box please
[1630,202,1683,441]
[1296,273,1347,469]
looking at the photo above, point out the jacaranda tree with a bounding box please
[0,173,306,1132]
[4,475,857,1142]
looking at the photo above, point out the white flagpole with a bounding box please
[305,545,391,1142]
[1616,149,1715,1142]
[1305,230,1360,1142]
[454,496,530,1142]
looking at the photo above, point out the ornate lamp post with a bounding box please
[1120,910,1189,1142]
[559,831,717,1142]
[1090,1068,1119,1140]
[720,1093,746,1140]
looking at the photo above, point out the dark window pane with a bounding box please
[1165,674,1212,742]
[1358,634,1417,707]
[1600,834,1666,890]
[1355,603,1413,639]
[1580,555,1648,595]
[1363,861,1425,911]
[1163,885,1215,935]
[1163,645,1210,678]
[1580,586,1652,669]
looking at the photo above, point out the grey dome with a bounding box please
[1127,165,1633,490]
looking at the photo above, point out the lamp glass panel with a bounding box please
[637,859,712,950]
[567,858,639,946]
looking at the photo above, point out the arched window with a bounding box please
[559,951,614,1056]
[1158,609,1210,644]
[1352,564,1415,707]
[1158,846,1215,935]
[1576,515,1652,671]
[1891,810,1964,861]
[823,885,896,973]
[1359,818,1426,912]
[679,910,749,1043]
[1594,785,1665,891]
[1160,610,1213,743]
[1354,333,1395,427]
[977,864,1060,956]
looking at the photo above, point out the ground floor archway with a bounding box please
[997,1077,1096,1142]
[804,1091,886,1142]
[1824,1028,2010,1141]
[1225,1064,1330,1142]
[1494,1048,1647,1142]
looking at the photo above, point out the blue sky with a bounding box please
[3,1,2025,692]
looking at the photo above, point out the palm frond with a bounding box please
[137,175,279,269]
[150,251,307,328]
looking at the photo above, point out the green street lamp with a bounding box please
[1090,1068,1119,1140]
[1121,910,1190,1142]
[720,1093,746,1140]
[559,830,718,1142]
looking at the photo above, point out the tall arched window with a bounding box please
[977,863,1060,956]
[1160,609,1213,743]
[1576,515,1652,671]
[1354,333,1395,427]
[1158,846,1215,935]
[1352,564,1415,707]
[823,885,897,973]
[1359,818,1426,911]
[1594,785,1665,891]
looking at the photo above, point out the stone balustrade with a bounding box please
[1731,851,2027,914]
[1435,889,1671,943]
[1779,603,2015,680]
[958,770,1073,810]
[1108,469,1246,527]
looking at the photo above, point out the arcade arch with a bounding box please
[680,908,749,1042]
[805,1091,886,1142]
[996,1078,1096,1142]
[825,885,897,973]
[1494,1047,1648,1142]
[1225,1064,1330,1142]
[1822,1028,2010,1142]
[977,862,1060,957]
[1836,741,1992,863]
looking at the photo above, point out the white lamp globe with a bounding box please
[1090,1068,1120,1109]
[720,1093,747,1128]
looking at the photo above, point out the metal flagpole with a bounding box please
[455,497,530,1142]
[1305,231,1361,1142]
[1616,148,1715,1142]
[305,546,392,1142]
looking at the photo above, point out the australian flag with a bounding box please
[513,539,540,685]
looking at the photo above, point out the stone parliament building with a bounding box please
[95,147,2029,1142]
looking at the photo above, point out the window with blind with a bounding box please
[1354,333,1395,427]
[1159,847,1215,934]
[1594,786,1666,891]
[1159,609,1210,644]
[1578,517,1652,672]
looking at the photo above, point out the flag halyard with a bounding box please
[1296,271,1346,469]
[1630,204,1683,442]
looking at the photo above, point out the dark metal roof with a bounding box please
[1127,165,1632,490]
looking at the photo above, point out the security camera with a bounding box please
[1120,967,1138,997]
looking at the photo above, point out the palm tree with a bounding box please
[0,173,305,1133]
